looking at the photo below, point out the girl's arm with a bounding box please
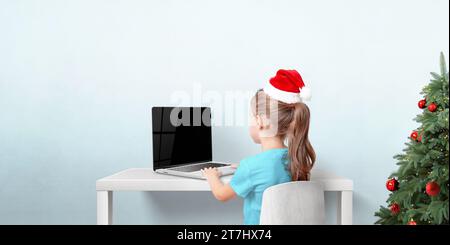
[202,167,236,202]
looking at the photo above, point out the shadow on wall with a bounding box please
[142,192,244,225]
[352,188,376,225]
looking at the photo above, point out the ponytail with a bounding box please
[287,103,316,181]
[251,90,316,181]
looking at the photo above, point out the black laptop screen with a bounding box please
[152,107,212,170]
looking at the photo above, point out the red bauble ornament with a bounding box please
[407,220,417,225]
[386,178,399,191]
[426,181,440,196]
[390,203,400,215]
[417,134,422,142]
[418,99,426,109]
[428,103,437,112]
[410,131,418,141]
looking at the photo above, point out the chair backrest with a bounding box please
[260,181,325,225]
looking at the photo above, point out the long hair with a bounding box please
[251,90,316,181]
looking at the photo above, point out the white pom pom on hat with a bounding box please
[299,86,312,101]
[263,69,311,104]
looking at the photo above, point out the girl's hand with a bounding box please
[201,167,237,202]
[201,167,221,179]
[230,163,239,169]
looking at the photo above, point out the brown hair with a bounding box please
[251,90,316,181]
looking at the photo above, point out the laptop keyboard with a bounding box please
[169,163,228,172]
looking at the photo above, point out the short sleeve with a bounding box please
[229,160,253,198]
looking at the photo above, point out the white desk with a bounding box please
[96,168,353,225]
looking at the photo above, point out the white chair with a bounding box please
[260,181,325,225]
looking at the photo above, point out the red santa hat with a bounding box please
[263,69,311,104]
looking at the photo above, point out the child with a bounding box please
[201,69,316,225]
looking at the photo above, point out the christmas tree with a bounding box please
[375,53,449,225]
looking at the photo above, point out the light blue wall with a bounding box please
[0,0,448,224]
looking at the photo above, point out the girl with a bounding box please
[202,69,316,225]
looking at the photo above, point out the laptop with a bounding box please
[151,107,236,179]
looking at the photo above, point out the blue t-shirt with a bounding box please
[229,148,291,225]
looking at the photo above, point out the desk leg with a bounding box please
[97,191,113,225]
[337,191,352,225]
